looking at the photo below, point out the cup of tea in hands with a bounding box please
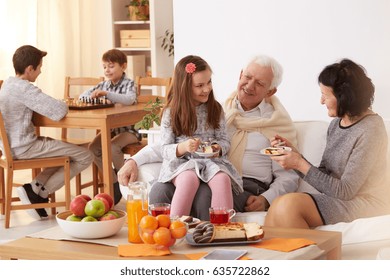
[209,207,236,224]
[149,203,171,216]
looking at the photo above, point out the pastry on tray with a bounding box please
[192,221,264,243]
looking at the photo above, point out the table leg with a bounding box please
[325,245,341,260]
[100,121,113,196]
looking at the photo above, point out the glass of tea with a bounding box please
[209,207,236,224]
[149,203,171,216]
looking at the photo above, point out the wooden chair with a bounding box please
[0,80,3,88]
[63,76,104,196]
[0,112,71,228]
[121,76,171,156]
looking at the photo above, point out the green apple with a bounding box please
[81,216,98,222]
[66,214,82,222]
[94,193,114,209]
[107,210,120,218]
[84,199,106,218]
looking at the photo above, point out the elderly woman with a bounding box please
[265,58,389,228]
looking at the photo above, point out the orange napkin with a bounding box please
[118,244,171,257]
[185,252,251,260]
[251,238,316,252]
[185,252,208,260]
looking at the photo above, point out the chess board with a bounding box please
[64,97,115,110]
[68,103,114,110]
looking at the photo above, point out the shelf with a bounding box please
[111,0,174,80]
[116,47,152,52]
[114,20,150,25]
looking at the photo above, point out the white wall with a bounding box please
[173,0,390,121]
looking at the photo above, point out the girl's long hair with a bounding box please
[164,55,222,137]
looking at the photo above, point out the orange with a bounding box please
[139,215,158,230]
[141,229,155,244]
[153,227,172,247]
[169,220,187,239]
[167,236,176,247]
[156,214,171,228]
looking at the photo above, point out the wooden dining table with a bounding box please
[33,103,147,196]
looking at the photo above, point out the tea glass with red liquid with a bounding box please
[209,207,236,224]
[149,203,171,216]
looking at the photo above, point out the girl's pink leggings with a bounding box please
[170,170,233,217]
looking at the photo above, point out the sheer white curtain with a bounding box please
[36,0,112,100]
[0,0,37,79]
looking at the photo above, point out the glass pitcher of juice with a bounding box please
[126,181,148,243]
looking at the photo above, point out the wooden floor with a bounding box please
[0,168,127,243]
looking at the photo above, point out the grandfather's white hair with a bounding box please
[244,55,283,90]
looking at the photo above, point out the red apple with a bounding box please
[94,193,113,209]
[84,199,106,218]
[107,210,120,218]
[70,195,88,217]
[79,194,92,201]
[99,212,117,221]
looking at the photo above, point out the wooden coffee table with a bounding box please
[0,226,341,260]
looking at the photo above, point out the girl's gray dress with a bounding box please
[157,104,243,195]
[303,114,389,224]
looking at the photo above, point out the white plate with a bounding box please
[260,146,292,156]
[194,151,219,158]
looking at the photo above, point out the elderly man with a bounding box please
[118,55,299,220]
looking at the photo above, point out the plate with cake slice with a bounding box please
[186,221,263,246]
[195,144,219,158]
[260,146,292,156]
[194,151,219,158]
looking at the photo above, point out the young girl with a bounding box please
[157,55,243,217]
[79,49,139,204]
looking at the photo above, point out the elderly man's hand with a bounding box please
[117,159,138,186]
[244,195,270,212]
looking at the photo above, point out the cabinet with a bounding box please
[110,0,174,83]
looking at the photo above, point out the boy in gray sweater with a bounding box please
[0,45,93,220]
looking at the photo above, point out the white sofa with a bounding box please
[132,120,390,259]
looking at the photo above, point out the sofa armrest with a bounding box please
[119,162,162,200]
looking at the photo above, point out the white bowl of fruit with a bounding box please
[56,193,126,239]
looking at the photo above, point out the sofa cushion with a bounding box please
[294,121,329,194]
[316,214,390,245]
[232,212,390,246]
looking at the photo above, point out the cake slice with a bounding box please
[202,145,214,153]
[213,222,246,242]
[243,222,264,241]
[179,215,193,223]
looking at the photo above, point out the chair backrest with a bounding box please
[0,112,14,165]
[0,80,3,89]
[64,76,104,99]
[62,76,104,140]
[135,76,171,103]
